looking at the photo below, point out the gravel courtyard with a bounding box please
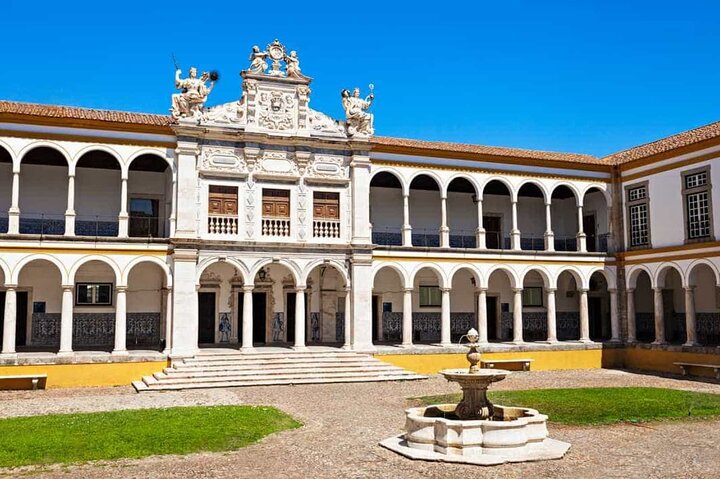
[1,369,719,479]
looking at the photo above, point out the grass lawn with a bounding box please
[412,387,720,426]
[0,405,300,468]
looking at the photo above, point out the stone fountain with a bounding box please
[380,329,570,466]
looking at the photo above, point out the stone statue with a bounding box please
[248,46,268,74]
[219,313,231,343]
[341,87,374,136]
[285,51,302,78]
[171,67,215,119]
[272,313,285,342]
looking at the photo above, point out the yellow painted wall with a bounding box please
[622,349,720,378]
[0,361,168,389]
[375,349,604,375]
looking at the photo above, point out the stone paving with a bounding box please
[1,369,720,478]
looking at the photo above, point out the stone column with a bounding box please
[118,176,129,238]
[653,287,666,345]
[579,288,591,342]
[440,287,451,346]
[1,286,17,355]
[576,204,587,252]
[162,287,172,354]
[626,288,636,343]
[546,288,557,342]
[609,288,620,342]
[512,288,523,343]
[544,202,554,251]
[477,288,488,343]
[510,200,521,250]
[475,198,485,249]
[294,287,307,350]
[58,285,74,356]
[171,250,198,357]
[402,287,413,347]
[8,170,20,234]
[684,286,698,346]
[351,255,375,351]
[343,287,352,349]
[402,193,412,246]
[440,196,450,247]
[65,173,76,236]
[241,285,254,350]
[350,153,371,245]
[112,286,128,355]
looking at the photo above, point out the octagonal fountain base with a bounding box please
[380,403,571,466]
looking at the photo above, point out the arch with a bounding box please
[654,262,685,289]
[481,176,515,201]
[11,254,69,284]
[411,263,448,289]
[18,141,71,168]
[195,257,249,286]
[449,264,483,287]
[370,168,407,194]
[516,180,549,203]
[372,262,411,289]
[582,183,612,208]
[587,267,617,290]
[126,149,174,177]
[303,259,350,287]
[686,259,720,287]
[0,257,11,284]
[445,173,480,198]
[73,144,123,171]
[550,182,581,206]
[520,266,552,288]
[68,255,122,285]
[554,266,585,290]
[248,258,302,287]
[485,265,519,289]
[122,256,173,287]
[408,171,443,194]
[627,265,653,289]
[0,139,17,167]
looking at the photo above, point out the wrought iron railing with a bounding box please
[19,214,66,235]
[372,227,403,246]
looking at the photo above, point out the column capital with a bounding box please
[608,288,618,294]
[683,285,696,292]
[242,284,255,292]
[475,287,488,293]
[161,286,173,292]
[512,287,523,293]
[61,284,74,292]
[440,287,451,293]
[115,286,128,293]
[295,286,307,293]
[578,288,589,294]
[545,287,557,293]
[653,287,664,293]
[3,284,18,290]
[626,287,635,293]
[403,287,414,293]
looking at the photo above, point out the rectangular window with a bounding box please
[682,166,713,242]
[522,287,543,307]
[76,283,113,306]
[313,192,340,219]
[625,182,650,248]
[418,286,442,307]
[208,185,238,216]
[262,189,290,218]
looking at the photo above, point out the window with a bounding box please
[208,185,238,216]
[625,182,650,248]
[262,189,291,236]
[419,286,442,307]
[313,192,340,219]
[129,198,159,237]
[682,166,713,242]
[522,287,543,307]
[76,283,113,306]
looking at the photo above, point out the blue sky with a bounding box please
[3,0,719,156]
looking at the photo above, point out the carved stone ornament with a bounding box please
[200,270,221,284]
[307,108,345,135]
[201,101,245,126]
[258,91,295,130]
[201,147,246,173]
[258,150,299,176]
[341,87,374,136]
[247,40,308,79]
[171,67,216,119]
[307,155,348,179]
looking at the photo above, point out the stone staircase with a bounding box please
[132,350,427,392]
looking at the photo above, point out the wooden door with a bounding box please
[483,216,502,249]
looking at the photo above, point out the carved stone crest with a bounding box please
[258,91,295,130]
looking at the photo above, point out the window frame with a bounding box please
[522,287,544,307]
[418,285,442,307]
[624,180,651,250]
[75,282,114,307]
[681,165,714,244]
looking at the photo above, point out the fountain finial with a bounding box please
[465,328,481,373]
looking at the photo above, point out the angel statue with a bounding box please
[341,87,374,136]
[285,51,302,78]
[249,46,268,74]
[171,67,216,119]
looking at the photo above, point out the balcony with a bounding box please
[313,219,341,239]
[262,217,291,237]
[208,215,239,236]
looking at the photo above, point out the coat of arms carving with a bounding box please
[258,91,295,130]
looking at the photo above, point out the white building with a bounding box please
[0,40,718,386]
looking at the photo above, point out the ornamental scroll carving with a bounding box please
[200,147,247,173]
[258,91,296,130]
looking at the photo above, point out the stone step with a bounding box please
[157,365,409,380]
[171,359,383,371]
[180,352,366,364]
[137,374,426,392]
[151,369,422,385]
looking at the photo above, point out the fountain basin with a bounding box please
[380,403,570,465]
